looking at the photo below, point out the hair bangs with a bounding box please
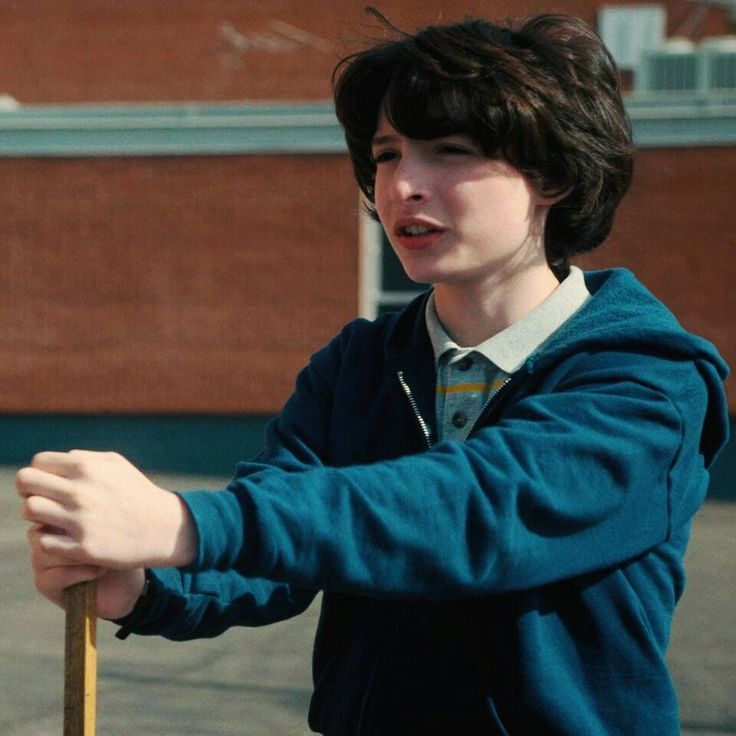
[382,69,475,140]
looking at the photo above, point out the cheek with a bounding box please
[373,177,389,223]
[472,181,535,229]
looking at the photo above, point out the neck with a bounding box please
[433,261,560,346]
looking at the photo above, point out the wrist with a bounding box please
[148,490,198,568]
[170,492,198,568]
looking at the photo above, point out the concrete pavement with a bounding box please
[2,468,734,735]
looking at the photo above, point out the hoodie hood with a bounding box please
[540,269,730,468]
[536,269,729,376]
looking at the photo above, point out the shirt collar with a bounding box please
[425,266,591,373]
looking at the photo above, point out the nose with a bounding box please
[390,154,429,203]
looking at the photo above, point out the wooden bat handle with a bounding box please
[64,580,98,736]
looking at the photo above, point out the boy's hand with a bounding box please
[27,533,146,620]
[16,450,197,570]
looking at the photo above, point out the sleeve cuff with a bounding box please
[112,569,157,640]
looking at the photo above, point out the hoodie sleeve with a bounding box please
[177,348,712,600]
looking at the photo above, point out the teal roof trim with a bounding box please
[0,97,734,156]
[0,101,345,156]
[627,93,736,146]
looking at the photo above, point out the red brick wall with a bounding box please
[1,146,732,414]
[579,146,735,407]
[0,0,729,103]
[0,155,358,413]
[0,2,733,414]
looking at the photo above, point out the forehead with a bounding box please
[372,109,398,141]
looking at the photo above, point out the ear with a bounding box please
[538,185,572,206]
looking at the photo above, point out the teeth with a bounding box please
[403,225,433,235]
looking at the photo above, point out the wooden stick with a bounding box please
[64,580,98,736]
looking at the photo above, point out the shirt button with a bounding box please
[457,356,473,371]
[452,411,468,428]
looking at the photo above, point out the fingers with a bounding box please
[28,525,76,566]
[27,524,103,608]
[17,461,81,535]
[32,529,80,558]
[17,450,112,493]
[34,564,104,610]
[16,464,74,501]
[26,518,89,565]
[29,450,88,478]
[20,494,74,533]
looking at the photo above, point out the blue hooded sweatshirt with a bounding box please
[119,269,729,735]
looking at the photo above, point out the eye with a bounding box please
[434,134,481,157]
[371,149,398,164]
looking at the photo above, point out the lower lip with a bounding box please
[396,230,444,251]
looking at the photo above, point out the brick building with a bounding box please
[0,1,734,491]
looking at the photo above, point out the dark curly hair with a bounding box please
[333,12,634,278]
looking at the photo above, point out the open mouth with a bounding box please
[399,224,441,237]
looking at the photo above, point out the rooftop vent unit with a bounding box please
[638,36,736,93]
[700,36,736,91]
[640,39,698,91]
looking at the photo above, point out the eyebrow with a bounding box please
[370,133,400,148]
[371,131,476,148]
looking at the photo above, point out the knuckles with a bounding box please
[31,449,125,478]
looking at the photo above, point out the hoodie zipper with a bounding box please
[465,376,513,438]
[398,371,515,447]
[397,370,433,449]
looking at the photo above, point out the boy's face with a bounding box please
[371,112,555,288]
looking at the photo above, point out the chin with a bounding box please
[398,260,453,286]
[400,270,438,287]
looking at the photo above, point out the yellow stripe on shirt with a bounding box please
[436,383,488,395]
[436,378,507,395]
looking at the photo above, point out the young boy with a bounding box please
[17,12,729,735]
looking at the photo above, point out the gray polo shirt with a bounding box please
[426,266,591,441]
